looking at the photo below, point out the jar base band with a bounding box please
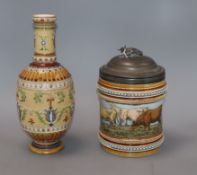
[100,144,160,157]
[99,131,163,145]
[98,134,164,156]
[29,141,64,155]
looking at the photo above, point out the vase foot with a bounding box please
[100,144,160,157]
[29,141,64,155]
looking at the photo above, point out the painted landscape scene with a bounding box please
[100,100,163,139]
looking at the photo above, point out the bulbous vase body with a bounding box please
[16,14,74,154]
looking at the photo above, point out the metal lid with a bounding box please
[99,46,165,84]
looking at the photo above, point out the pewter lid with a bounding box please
[99,46,165,84]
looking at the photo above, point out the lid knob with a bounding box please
[119,45,143,58]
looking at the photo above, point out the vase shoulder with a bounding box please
[18,62,71,82]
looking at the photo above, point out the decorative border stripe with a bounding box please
[33,15,56,23]
[17,78,73,90]
[99,134,164,153]
[25,65,63,72]
[98,92,166,105]
[97,85,167,99]
[21,124,68,134]
[99,131,163,145]
[99,79,166,90]
[33,56,56,62]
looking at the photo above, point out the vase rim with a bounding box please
[33,14,56,22]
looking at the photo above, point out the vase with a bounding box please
[97,46,167,157]
[16,14,75,154]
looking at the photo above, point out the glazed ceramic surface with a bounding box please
[97,47,167,157]
[16,14,74,154]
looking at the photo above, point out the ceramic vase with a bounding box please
[16,14,74,154]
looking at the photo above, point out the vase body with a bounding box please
[16,14,74,154]
[97,47,167,157]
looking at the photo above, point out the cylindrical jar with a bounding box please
[97,47,167,157]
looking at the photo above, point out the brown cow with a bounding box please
[134,106,162,129]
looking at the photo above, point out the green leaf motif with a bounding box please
[34,92,43,103]
[69,90,74,101]
[69,106,74,116]
[55,107,67,123]
[56,91,65,103]
[19,90,26,102]
[20,109,27,121]
[34,111,46,124]
[40,47,48,51]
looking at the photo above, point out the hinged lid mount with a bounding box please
[99,46,165,84]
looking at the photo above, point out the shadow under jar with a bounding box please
[97,47,167,157]
[16,14,75,154]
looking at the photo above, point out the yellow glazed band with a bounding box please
[98,79,166,90]
[99,131,163,145]
[98,93,166,105]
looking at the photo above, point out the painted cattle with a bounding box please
[100,107,117,122]
[134,106,162,129]
[118,108,148,121]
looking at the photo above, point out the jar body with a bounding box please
[16,63,74,154]
[98,79,167,157]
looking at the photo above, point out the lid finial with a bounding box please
[119,45,143,58]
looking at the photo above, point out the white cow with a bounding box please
[115,108,148,122]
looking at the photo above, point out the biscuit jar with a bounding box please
[97,46,167,157]
[16,14,75,154]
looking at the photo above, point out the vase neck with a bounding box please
[32,14,57,63]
